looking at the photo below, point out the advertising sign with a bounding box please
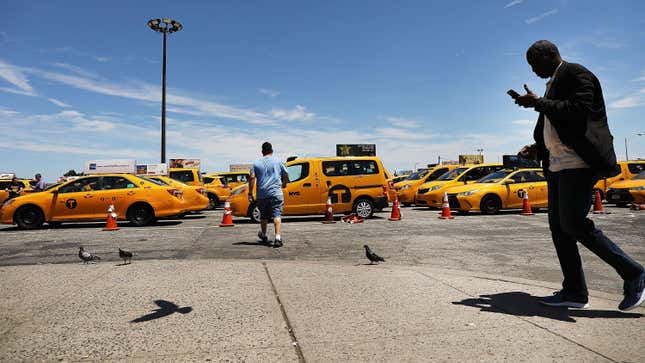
[229,164,253,172]
[336,144,376,157]
[502,155,541,169]
[136,163,168,176]
[169,158,201,169]
[0,173,16,179]
[458,154,484,165]
[83,159,136,174]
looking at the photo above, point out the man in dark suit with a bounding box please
[514,40,644,311]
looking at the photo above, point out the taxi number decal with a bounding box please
[65,199,78,209]
[328,184,351,203]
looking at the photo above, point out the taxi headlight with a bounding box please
[629,186,645,191]
[429,185,443,192]
[400,184,411,190]
[231,186,247,196]
[458,189,480,197]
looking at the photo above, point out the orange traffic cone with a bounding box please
[103,204,120,231]
[438,192,454,219]
[322,197,336,224]
[342,213,365,224]
[520,190,534,216]
[592,190,606,214]
[630,203,645,211]
[389,194,401,221]
[219,201,235,227]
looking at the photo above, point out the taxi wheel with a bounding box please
[207,194,219,210]
[247,203,261,223]
[127,203,155,226]
[480,195,501,215]
[15,205,44,229]
[353,198,374,219]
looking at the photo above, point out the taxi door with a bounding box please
[505,171,540,208]
[529,171,549,207]
[283,161,322,215]
[349,159,384,199]
[51,177,101,220]
[320,160,355,214]
[92,176,140,218]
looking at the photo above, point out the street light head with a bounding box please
[163,18,172,24]
[147,18,161,31]
[170,20,183,33]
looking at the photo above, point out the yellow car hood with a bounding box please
[419,181,446,189]
[445,183,491,194]
[610,179,645,189]
[394,180,414,188]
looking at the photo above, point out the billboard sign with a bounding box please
[502,155,541,169]
[0,173,16,179]
[459,154,484,164]
[169,158,201,169]
[336,144,376,157]
[83,159,136,175]
[136,163,168,176]
[229,164,253,172]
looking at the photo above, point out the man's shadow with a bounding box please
[131,300,192,323]
[453,291,643,323]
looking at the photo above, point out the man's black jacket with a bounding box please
[532,61,619,176]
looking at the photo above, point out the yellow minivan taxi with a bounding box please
[228,156,391,222]
[606,171,645,206]
[211,171,250,189]
[201,175,232,209]
[445,168,548,214]
[143,175,209,212]
[0,179,32,204]
[168,168,202,186]
[394,165,459,206]
[594,160,645,200]
[415,163,504,208]
[0,174,187,229]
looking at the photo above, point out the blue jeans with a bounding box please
[547,168,644,298]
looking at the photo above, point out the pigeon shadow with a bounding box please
[453,291,643,323]
[131,300,193,323]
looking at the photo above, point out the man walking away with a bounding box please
[33,174,46,192]
[513,40,644,311]
[248,142,289,248]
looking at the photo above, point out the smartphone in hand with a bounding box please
[507,89,520,99]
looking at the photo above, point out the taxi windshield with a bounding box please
[438,167,468,180]
[479,171,512,183]
[140,177,168,186]
[405,169,429,180]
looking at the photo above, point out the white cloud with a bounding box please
[504,0,524,9]
[525,8,559,24]
[93,56,111,63]
[0,59,36,96]
[511,119,533,126]
[259,88,280,97]
[609,93,645,109]
[383,117,420,128]
[270,105,315,121]
[48,98,72,108]
[50,62,100,79]
[0,107,19,116]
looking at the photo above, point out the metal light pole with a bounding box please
[148,18,183,163]
[625,133,644,161]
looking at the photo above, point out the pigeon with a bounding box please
[118,248,133,264]
[79,246,100,263]
[364,245,385,264]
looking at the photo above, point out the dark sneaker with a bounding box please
[619,273,645,311]
[273,239,283,248]
[539,290,589,308]
[257,232,269,245]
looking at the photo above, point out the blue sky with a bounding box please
[1,0,644,181]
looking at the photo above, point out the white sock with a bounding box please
[275,234,281,241]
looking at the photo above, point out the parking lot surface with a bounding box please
[1,205,643,295]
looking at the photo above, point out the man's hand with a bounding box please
[518,144,538,160]
[248,194,254,203]
[515,84,540,108]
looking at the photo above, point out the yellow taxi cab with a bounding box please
[394,165,459,206]
[606,171,645,206]
[392,174,410,184]
[444,168,548,214]
[0,178,32,204]
[228,156,391,222]
[208,171,250,189]
[201,175,232,209]
[0,174,188,229]
[415,163,504,208]
[142,175,209,212]
[594,160,645,200]
[168,168,202,186]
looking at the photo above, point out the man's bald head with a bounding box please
[526,40,562,79]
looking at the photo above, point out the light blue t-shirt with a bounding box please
[251,156,288,200]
